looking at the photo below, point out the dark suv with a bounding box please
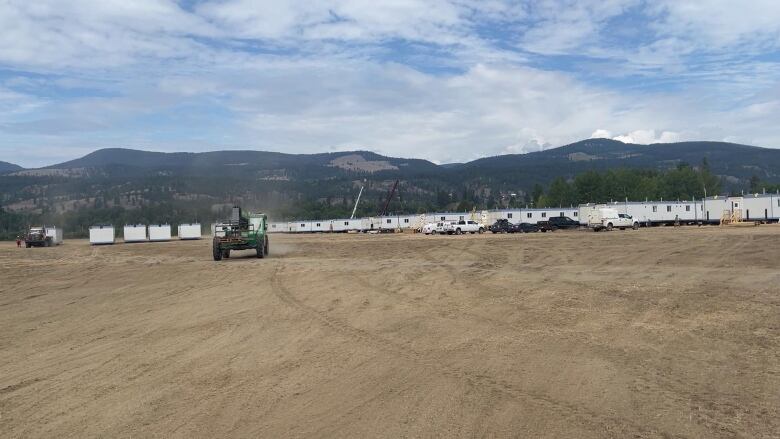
[538,216,580,232]
[489,219,517,233]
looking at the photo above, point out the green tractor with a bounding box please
[212,207,269,261]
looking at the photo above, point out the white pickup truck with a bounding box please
[588,208,639,231]
[451,220,486,234]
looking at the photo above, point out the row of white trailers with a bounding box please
[89,223,202,245]
[269,193,780,233]
[583,193,780,225]
[269,207,582,233]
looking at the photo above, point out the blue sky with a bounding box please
[1,0,779,167]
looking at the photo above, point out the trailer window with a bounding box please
[507,213,513,219]
[344,221,349,225]
[667,206,672,212]
[527,213,532,218]
[573,212,578,216]
[301,223,305,227]
[441,216,446,221]
[404,218,409,223]
[316,223,321,227]
[542,212,547,218]
[652,206,657,212]
[686,205,690,212]
[386,219,391,224]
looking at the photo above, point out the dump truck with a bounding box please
[212,207,269,261]
[24,226,63,247]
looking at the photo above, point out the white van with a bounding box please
[588,207,639,231]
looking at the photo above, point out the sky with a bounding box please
[1,0,780,167]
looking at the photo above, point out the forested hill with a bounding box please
[0,160,22,174]
[1,139,779,238]
[454,139,780,187]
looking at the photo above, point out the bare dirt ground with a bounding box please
[1,226,778,438]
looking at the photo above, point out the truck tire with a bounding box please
[212,240,222,261]
[606,223,613,231]
[633,223,639,230]
[478,228,484,234]
[455,228,462,235]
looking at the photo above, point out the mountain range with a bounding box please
[1,138,778,223]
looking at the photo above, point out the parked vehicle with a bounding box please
[516,222,540,233]
[423,221,455,235]
[538,216,580,232]
[24,226,63,247]
[421,222,438,235]
[587,208,640,231]
[451,220,485,234]
[489,219,517,233]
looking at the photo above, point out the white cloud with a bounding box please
[0,0,780,167]
[612,129,682,144]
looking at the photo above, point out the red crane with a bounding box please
[379,179,400,217]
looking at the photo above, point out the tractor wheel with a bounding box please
[223,250,230,259]
[212,241,222,261]
[264,237,269,256]
[256,243,264,258]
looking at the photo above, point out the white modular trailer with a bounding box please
[334,218,364,232]
[148,224,172,242]
[44,226,64,245]
[268,222,287,233]
[430,212,469,223]
[741,193,779,222]
[396,215,418,230]
[123,224,148,242]
[514,208,579,225]
[489,209,522,224]
[178,223,202,240]
[359,217,381,231]
[310,220,329,232]
[378,216,401,230]
[89,225,115,245]
[329,218,363,232]
[290,221,313,233]
[702,196,733,223]
[330,219,349,232]
[600,200,703,225]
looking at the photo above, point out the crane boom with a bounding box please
[350,186,364,219]
[379,180,399,217]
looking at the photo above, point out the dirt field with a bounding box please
[1,227,778,438]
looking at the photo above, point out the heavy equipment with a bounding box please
[212,207,269,261]
[24,225,62,247]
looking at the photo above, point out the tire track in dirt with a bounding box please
[269,264,663,438]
